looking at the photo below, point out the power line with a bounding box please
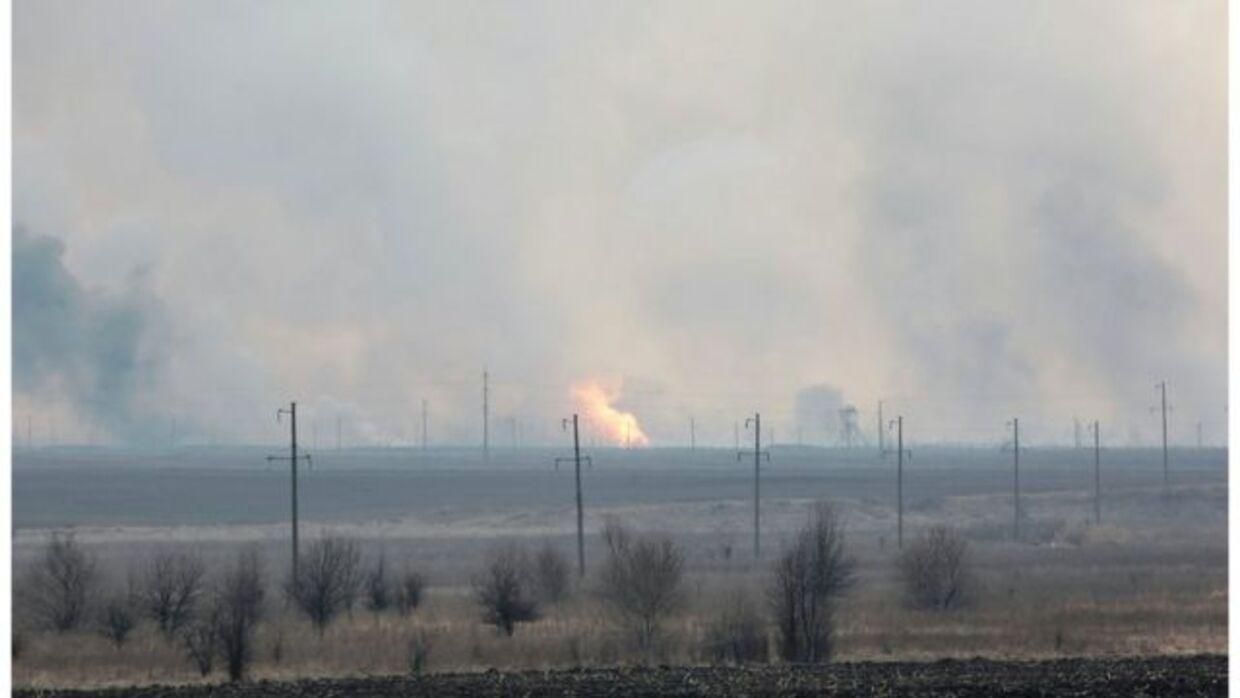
[1090,419,1101,525]
[1008,417,1020,542]
[889,415,912,548]
[555,414,592,578]
[482,370,490,463]
[267,401,312,580]
[737,413,771,560]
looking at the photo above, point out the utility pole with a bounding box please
[889,416,911,548]
[421,400,428,451]
[737,413,771,559]
[555,414,592,578]
[877,400,885,456]
[689,417,696,451]
[1091,420,1101,525]
[267,402,312,581]
[1008,417,1020,542]
[483,370,490,462]
[1155,381,1170,496]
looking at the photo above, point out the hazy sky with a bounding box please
[13,1,1227,448]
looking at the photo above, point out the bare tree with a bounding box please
[181,613,218,677]
[140,551,205,638]
[898,525,972,610]
[396,568,425,616]
[364,553,392,616]
[22,532,98,632]
[290,536,363,635]
[597,518,685,653]
[214,547,265,682]
[96,593,137,649]
[533,541,570,604]
[768,502,855,663]
[473,542,539,636]
[703,588,768,664]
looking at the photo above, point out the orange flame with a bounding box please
[572,380,650,447]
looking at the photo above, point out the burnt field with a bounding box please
[13,655,1228,697]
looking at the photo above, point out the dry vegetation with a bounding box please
[11,480,1226,690]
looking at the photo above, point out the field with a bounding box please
[11,445,1228,691]
[11,655,1229,697]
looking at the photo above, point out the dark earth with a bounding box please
[15,655,1226,697]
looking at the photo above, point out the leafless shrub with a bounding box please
[473,542,539,636]
[140,551,205,638]
[396,568,425,616]
[533,542,571,604]
[898,525,971,610]
[597,518,685,654]
[364,553,392,616]
[703,588,767,664]
[290,536,363,635]
[405,628,434,674]
[214,547,265,682]
[768,502,855,663]
[181,613,217,677]
[96,593,137,649]
[22,532,98,632]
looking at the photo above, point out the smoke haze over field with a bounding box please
[12,1,1226,447]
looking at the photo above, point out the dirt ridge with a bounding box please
[15,654,1226,697]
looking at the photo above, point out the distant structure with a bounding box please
[837,405,865,448]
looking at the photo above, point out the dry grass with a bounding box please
[14,534,1225,689]
[12,481,1227,689]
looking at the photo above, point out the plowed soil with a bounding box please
[15,654,1226,697]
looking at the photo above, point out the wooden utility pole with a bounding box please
[1091,420,1101,525]
[483,371,490,462]
[267,402,311,580]
[877,400,885,456]
[1009,417,1020,542]
[890,416,910,548]
[1156,381,1169,496]
[737,413,771,559]
[555,415,592,578]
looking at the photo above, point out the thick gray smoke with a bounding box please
[12,2,1226,446]
[13,227,165,443]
